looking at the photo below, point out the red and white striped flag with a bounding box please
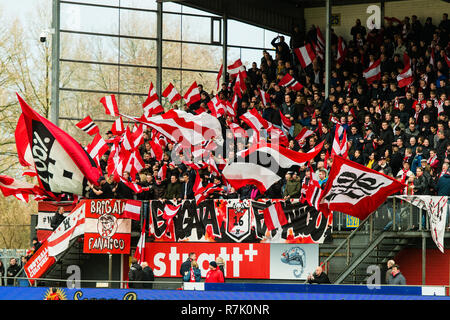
[76,116,100,136]
[134,220,146,264]
[162,83,182,105]
[279,111,292,133]
[294,44,316,69]
[331,123,348,158]
[228,122,248,139]
[278,73,304,92]
[143,82,164,117]
[305,164,322,211]
[227,59,247,78]
[111,117,125,135]
[262,201,288,231]
[363,58,381,85]
[100,95,119,117]
[86,134,109,166]
[149,140,164,161]
[240,108,269,133]
[267,124,289,146]
[259,89,271,106]
[163,203,182,224]
[216,64,223,91]
[207,96,226,118]
[397,53,413,88]
[123,199,142,221]
[47,203,86,257]
[183,81,201,106]
[158,163,167,181]
[336,37,347,64]
[294,127,315,147]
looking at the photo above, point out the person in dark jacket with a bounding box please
[6,258,20,286]
[50,206,66,231]
[180,252,197,280]
[307,266,331,284]
[387,265,406,285]
[179,172,194,200]
[436,171,450,196]
[128,257,145,289]
[141,262,155,289]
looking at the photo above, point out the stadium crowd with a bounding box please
[87,13,450,201]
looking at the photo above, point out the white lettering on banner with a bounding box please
[90,200,124,215]
[244,244,258,262]
[154,253,166,275]
[150,244,263,278]
[231,247,243,277]
[87,237,125,251]
[27,247,50,278]
[169,247,180,276]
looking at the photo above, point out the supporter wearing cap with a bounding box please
[205,261,224,283]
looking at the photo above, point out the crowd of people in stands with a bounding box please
[87,13,450,202]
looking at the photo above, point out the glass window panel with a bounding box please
[119,9,157,38]
[61,3,119,35]
[228,20,264,48]
[61,33,119,63]
[181,5,218,17]
[227,47,241,66]
[61,0,119,6]
[162,69,182,109]
[59,90,113,121]
[60,61,118,92]
[181,71,217,95]
[181,15,211,43]
[240,48,267,69]
[119,66,156,96]
[120,0,157,10]
[162,41,182,68]
[212,19,221,43]
[163,2,182,13]
[181,43,221,71]
[163,13,182,41]
[120,38,157,66]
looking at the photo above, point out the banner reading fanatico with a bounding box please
[83,199,131,254]
[149,199,332,244]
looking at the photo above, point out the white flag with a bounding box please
[47,203,86,257]
[397,196,448,253]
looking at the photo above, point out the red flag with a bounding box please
[319,155,406,220]
[162,203,182,228]
[100,95,119,117]
[76,116,100,136]
[86,134,109,167]
[278,73,304,92]
[183,81,201,106]
[294,44,316,69]
[262,201,288,231]
[17,93,101,195]
[111,117,125,136]
[143,82,164,117]
[162,83,182,105]
[134,219,146,264]
[397,53,413,88]
[123,199,142,221]
[363,58,381,85]
[337,37,347,64]
[216,64,223,91]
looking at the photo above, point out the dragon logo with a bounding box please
[281,247,306,278]
[97,214,118,238]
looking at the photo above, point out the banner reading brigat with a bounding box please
[83,199,131,254]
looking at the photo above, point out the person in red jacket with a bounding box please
[205,261,224,283]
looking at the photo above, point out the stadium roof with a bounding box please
[164,0,408,35]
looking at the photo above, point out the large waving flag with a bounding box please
[17,94,101,195]
[319,155,406,220]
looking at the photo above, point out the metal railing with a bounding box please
[323,196,431,276]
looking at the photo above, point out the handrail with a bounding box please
[322,215,372,274]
